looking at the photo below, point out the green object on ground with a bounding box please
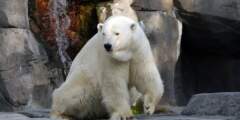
[131,100,143,115]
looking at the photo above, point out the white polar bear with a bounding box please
[51,16,164,120]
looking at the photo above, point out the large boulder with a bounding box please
[136,11,182,105]
[182,92,240,116]
[174,0,240,105]
[0,29,37,107]
[0,29,64,110]
[0,0,29,28]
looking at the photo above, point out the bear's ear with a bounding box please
[97,23,103,32]
[130,23,137,31]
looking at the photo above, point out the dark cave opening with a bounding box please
[175,13,240,105]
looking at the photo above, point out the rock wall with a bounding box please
[134,0,181,105]
[0,0,64,111]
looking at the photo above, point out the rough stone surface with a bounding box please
[136,114,234,120]
[0,0,29,28]
[136,11,182,105]
[0,74,13,112]
[175,0,240,21]
[0,113,238,120]
[0,0,64,111]
[0,113,29,120]
[31,119,50,120]
[182,93,240,116]
[0,29,64,110]
[0,29,40,107]
[0,112,51,120]
[97,0,138,22]
[132,0,173,13]
[0,113,236,120]
[18,109,50,118]
[0,93,13,112]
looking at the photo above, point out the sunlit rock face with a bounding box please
[174,0,240,105]
[0,0,29,28]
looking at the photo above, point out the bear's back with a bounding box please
[66,33,105,83]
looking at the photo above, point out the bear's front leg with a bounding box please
[102,78,133,120]
[130,63,164,115]
[143,93,157,115]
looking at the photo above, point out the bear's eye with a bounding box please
[114,32,120,36]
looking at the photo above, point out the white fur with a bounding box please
[51,16,164,120]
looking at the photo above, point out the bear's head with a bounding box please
[97,16,139,62]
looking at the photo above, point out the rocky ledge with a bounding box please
[0,113,236,120]
[2,92,239,120]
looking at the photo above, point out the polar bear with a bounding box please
[51,16,164,120]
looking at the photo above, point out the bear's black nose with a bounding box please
[104,43,112,52]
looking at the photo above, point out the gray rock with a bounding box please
[136,11,182,105]
[0,93,13,112]
[182,92,240,116]
[0,112,51,120]
[0,74,13,111]
[31,118,50,120]
[175,0,240,21]
[0,29,37,106]
[136,115,234,120]
[132,0,173,12]
[0,28,64,109]
[18,109,50,118]
[97,0,138,22]
[19,111,233,120]
[0,112,235,120]
[0,0,29,28]
[0,113,29,120]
